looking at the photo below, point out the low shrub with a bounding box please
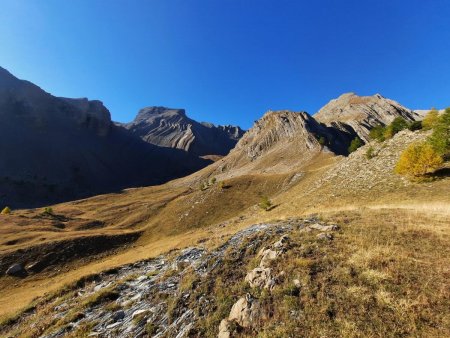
[384,117,408,139]
[369,125,386,142]
[259,196,273,211]
[1,206,11,214]
[408,120,422,131]
[365,146,376,159]
[348,137,364,153]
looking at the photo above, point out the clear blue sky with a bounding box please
[1,0,449,129]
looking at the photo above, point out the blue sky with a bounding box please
[1,0,449,129]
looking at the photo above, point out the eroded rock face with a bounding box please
[244,267,274,289]
[214,110,355,176]
[315,93,420,142]
[123,106,244,156]
[228,294,262,328]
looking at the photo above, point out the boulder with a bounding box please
[273,234,289,249]
[6,263,26,277]
[228,293,261,328]
[259,248,280,267]
[218,319,232,338]
[244,267,274,289]
[112,310,125,321]
[317,233,333,241]
[309,223,339,232]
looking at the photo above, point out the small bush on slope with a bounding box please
[395,142,443,179]
[259,196,273,211]
[1,206,11,214]
[369,125,386,142]
[422,109,440,130]
[384,117,409,139]
[348,137,364,153]
[428,107,450,157]
[365,146,376,159]
[408,120,422,131]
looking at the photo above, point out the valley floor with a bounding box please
[1,131,449,337]
[1,203,449,337]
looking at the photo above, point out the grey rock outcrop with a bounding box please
[244,267,274,289]
[227,294,262,328]
[6,263,26,277]
[214,110,355,176]
[123,106,244,157]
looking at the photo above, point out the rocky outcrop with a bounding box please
[227,293,262,328]
[0,67,209,208]
[315,93,420,142]
[214,110,355,176]
[2,218,341,338]
[244,267,274,289]
[123,106,244,156]
[6,263,26,277]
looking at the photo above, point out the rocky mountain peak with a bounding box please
[124,107,244,157]
[134,106,187,123]
[236,110,315,152]
[315,92,419,141]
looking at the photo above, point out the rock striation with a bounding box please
[123,106,244,157]
[315,93,420,142]
[213,110,354,176]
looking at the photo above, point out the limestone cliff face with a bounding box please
[124,107,244,156]
[315,93,420,142]
[234,111,322,160]
[215,110,354,175]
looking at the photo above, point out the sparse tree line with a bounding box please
[396,109,449,180]
[350,108,450,180]
[348,115,427,154]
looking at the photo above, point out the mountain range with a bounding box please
[0,67,241,207]
[0,66,448,338]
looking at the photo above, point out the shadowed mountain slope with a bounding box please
[0,67,209,208]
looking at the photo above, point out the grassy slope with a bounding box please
[0,129,449,331]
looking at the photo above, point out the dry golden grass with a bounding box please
[0,140,449,328]
[246,208,450,337]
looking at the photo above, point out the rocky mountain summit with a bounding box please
[212,110,354,176]
[0,67,208,208]
[315,93,420,141]
[123,107,244,157]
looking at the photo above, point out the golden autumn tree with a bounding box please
[395,142,443,179]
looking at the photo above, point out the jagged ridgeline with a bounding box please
[315,92,420,142]
[121,107,244,157]
[0,67,241,208]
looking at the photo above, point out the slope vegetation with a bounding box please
[0,94,449,337]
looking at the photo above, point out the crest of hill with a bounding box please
[123,106,244,156]
[315,93,421,141]
[210,110,354,177]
